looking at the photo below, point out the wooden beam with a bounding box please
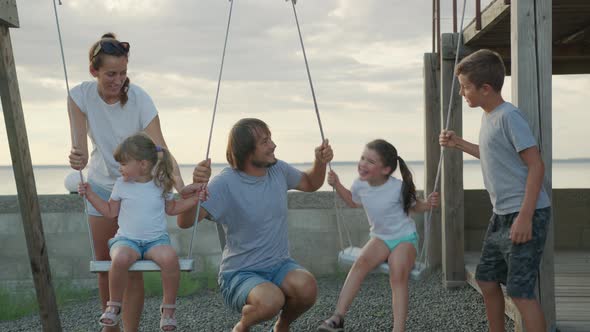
[0,0,19,28]
[0,26,61,331]
[511,0,556,331]
[423,53,442,268]
[463,0,510,45]
[440,33,465,288]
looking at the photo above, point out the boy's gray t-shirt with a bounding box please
[201,160,303,274]
[479,102,551,214]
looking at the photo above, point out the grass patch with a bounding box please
[144,261,219,297]
[0,280,94,321]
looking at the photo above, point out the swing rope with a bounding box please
[51,0,201,271]
[188,0,235,258]
[51,0,95,261]
[417,0,468,271]
[288,0,354,253]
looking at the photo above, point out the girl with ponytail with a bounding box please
[78,133,206,331]
[318,139,439,332]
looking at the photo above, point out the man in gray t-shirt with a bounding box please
[178,118,333,332]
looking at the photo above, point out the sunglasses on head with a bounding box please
[92,40,130,59]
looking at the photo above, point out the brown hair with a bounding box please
[366,139,416,215]
[89,33,131,105]
[226,118,271,171]
[455,49,505,92]
[114,132,175,194]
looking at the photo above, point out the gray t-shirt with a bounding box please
[479,102,551,214]
[201,160,303,274]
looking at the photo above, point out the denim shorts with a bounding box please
[86,181,112,217]
[108,234,171,259]
[381,232,419,252]
[218,258,305,313]
[475,207,551,299]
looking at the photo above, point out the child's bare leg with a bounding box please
[387,243,416,332]
[511,297,546,332]
[332,238,390,320]
[145,245,180,318]
[105,247,140,324]
[477,280,505,332]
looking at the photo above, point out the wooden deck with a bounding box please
[465,251,590,332]
[461,0,590,74]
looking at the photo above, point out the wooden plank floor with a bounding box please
[465,251,590,332]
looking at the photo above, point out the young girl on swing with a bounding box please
[318,139,439,332]
[79,133,206,331]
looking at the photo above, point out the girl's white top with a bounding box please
[110,178,174,241]
[351,176,417,241]
[70,81,158,190]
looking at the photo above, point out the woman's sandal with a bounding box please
[317,313,344,332]
[160,303,177,331]
[98,301,122,327]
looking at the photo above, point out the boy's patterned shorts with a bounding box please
[475,207,551,299]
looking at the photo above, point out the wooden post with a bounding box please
[423,52,441,268]
[511,0,555,331]
[0,13,62,332]
[440,33,464,288]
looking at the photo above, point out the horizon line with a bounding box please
[1,157,589,168]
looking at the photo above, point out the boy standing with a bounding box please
[439,49,551,332]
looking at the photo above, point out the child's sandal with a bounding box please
[160,303,177,331]
[99,301,122,327]
[317,313,344,332]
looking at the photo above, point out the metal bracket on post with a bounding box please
[0,0,19,28]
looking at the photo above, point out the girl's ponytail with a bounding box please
[397,156,417,215]
[366,139,417,215]
[153,146,175,194]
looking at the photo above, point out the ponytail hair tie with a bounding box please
[155,145,163,152]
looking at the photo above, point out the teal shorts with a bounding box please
[380,232,419,252]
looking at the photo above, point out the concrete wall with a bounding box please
[0,192,388,292]
[1,189,588,291]
[464,189,590,251]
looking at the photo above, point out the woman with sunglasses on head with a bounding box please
[67,33,210,332]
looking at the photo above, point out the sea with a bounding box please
[0,159,588,195]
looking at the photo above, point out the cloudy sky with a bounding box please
[1,0,588,166]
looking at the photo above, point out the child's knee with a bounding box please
[477,280,501,295]
[111,252,137,269]
[389,268,410,285]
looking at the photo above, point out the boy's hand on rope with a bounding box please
[439,130,459,148]
[327,170,340,187]
[427,192,440,208]
[315,139,333,164]
[69,147,88,170]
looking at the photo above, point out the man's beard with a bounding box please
[251,158,277,168]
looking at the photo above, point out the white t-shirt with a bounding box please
[110,178,174,241]
[70,81,158,190]
[351,176,417,241]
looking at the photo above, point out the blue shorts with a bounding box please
[219,258,305,313]
[108,234,171,259]
[379,232,419,252]
[86,181,112,217]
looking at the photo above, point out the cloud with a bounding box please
[1,0,588,168]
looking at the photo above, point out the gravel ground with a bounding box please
[0,270,513,331]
